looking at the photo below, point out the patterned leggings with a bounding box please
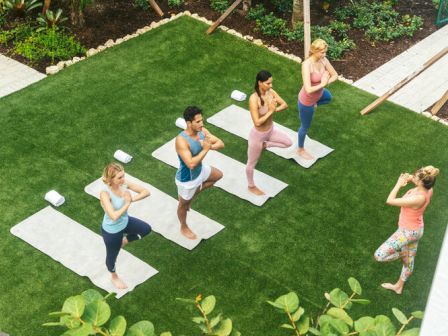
[374,227,423,281]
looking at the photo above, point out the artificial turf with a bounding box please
[0,16,447,335]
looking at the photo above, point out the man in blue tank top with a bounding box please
[175,106,224,239]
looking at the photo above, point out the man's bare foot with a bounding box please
[248,186,265,196]
[111,275,128,289]
[381,283,402,294]
[297,149,314,160]
[121,237,128,248]
[181,226,197,240]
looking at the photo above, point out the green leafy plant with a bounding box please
[13,26,85,63]
[210,0,229,13]
[268,277,424,336]
[43,289,169,336]
[177,294,240,336]
[246,3,265,20]
[271,0,292,13]
[4,0,41,16]
[0,22,33,44]
[255,12,287,37]
[133,0,149,10]
[168,0,183,8]
[36,8,67,31]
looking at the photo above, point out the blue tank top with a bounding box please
[176,131,205,182]
[101,185,129,233]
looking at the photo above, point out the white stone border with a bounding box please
[45,11,448,127]
[45,10,302,75]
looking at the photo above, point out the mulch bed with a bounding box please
[1,0,447,116]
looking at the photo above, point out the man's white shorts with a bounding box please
[175,164,212,201]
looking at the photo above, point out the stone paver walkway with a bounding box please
[0,54,46,99]
[354,24,448,113]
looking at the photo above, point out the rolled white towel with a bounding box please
[114,150,133,163]
[175,117,187,130]
[44,190,65,207]
[230,90,247,101]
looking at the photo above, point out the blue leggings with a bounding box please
[102,216,151,272]
[298,89,332,148]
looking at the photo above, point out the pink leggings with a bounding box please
[246,126,292,187]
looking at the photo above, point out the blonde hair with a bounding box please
[102,162,124,185]
[309,39,328,57]
[414,165,440,189]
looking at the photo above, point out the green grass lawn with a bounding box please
[0,16,447,335]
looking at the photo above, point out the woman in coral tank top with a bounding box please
[297,39,338,160]
[374,166,439,294]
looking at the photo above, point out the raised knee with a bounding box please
[373,252,382,262]
[216,169,223,180]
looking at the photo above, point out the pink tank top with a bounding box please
[398,188,433,230]
[298,64,325,106]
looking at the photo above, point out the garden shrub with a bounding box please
[14,27,85,63]
[210,0,229,13]
[133,0,150,11]
[0,22,33,44]
[246,3,265,20]
[334,0,423,42]
[271,0,292,13]
[168,0,183,8]
[255,12,287,37]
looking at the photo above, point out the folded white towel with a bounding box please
[230,90,247,101]
[44,190,65,207]
[114,150,133,163]
[175,117,187,130]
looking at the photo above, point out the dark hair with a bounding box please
[254,70,272,106]
[184,106,202,122]
[414,166,440,190]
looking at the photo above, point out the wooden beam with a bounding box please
[207,0,243,34]
[431,89,448,115]
[148,0,164,17]
[303,0,311,59]
[360,47,448,115]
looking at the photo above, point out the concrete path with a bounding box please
[0,54,46,99]
[354,24,448,113]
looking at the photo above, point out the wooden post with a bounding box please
[207,0,243,34]
[148,0,164,17]
[303,0,311,59]
[431,89,448,115]
[360,47,448,115]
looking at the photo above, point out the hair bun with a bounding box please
[423,165,439,177]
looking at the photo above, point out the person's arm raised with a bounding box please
[202,127,224,150]
[302,61,325,94]
[100,191,131,221]
[386,174,425,209]
[271,89,288,112]
[175,135,210,170]
[323,57,338,84]
[127,180,150,202]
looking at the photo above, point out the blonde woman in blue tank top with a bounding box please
[100,162,152,289]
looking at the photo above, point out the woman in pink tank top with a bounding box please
[374,166,439,294]
[246,70,292,196]
[297,39,338,160]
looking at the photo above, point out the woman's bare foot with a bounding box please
[381,282,403,294]
[248,186,265,196]
[297,149,314,160]
[181,226,197,240]
[111,274,128,289]
[121,237,128,248]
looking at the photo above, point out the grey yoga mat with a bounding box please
[152,138,288,206]
[85,174,224,250]
[10,206,158,298]
[207,104,334,168]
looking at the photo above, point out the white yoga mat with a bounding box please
[207,104,334,168]
[85,175,224,250]
[420,224,448,336]
[10,206,157,298]
[152,138,288,206]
